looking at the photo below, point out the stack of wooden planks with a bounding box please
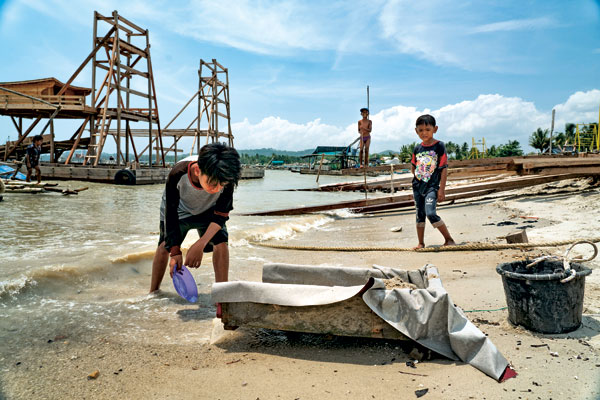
[508,156,600,176]
[244,171,598,216]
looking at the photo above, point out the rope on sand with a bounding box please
[251,237,600,252]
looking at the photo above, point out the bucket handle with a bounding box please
[526,241,597,283]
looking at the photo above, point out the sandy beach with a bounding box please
[1,177,599,400]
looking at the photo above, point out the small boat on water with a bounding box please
[0,163,26,181]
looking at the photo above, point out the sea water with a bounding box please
[0,170,376,346]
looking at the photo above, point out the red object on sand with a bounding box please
[216,302,222,319]
[499,365,518,382]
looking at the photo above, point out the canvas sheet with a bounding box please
[211,263,509,380]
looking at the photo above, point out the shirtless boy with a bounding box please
[358,108,372,168]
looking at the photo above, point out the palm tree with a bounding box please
[445,141,458,159]
[460,142,470,160]
[565,123,576,144]
[552,132,566,150]
[399,144,413,162]
[529,128,550,153]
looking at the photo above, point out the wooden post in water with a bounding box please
[316,153,325,184]
[390,164,394,193]
[363,85,370,199]
[549,109,555,154]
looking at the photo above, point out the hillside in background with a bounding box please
[236,148,313,157]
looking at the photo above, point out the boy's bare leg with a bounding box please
[212,242,229,282]
[26,168,32,183]
[414,225,425,249]
[35,166,41,184]
[364,139,370,167]
[437,223,456,246]
[150,242,169,293]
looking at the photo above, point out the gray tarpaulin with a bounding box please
[212,263,510,380]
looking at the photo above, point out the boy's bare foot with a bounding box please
[443,240,456,246]
[413,243,425,250]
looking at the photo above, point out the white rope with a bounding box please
[526,241,598,283]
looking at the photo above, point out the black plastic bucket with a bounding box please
[496,260,592,334]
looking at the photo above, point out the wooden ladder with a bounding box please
[84,116,112,165]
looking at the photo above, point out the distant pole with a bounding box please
[549,109,555,154]
[363,85,370,199]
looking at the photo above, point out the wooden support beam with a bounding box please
[116,40,147,57]
[56,26,117,97]
[64,117,90,165]
[109,84,150,99]
[3,117,41,160]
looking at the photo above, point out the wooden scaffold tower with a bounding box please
[117,58,235,165]
[196,59,234,150]
[64,10,164,167]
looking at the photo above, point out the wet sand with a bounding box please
[1,180,599,399]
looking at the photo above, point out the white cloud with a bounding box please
[10,0,377,57]
[471,17,555,34]
[232,90,600,151]
[232,116,345,150]
[553,89,600,127]
[377,0,559,71]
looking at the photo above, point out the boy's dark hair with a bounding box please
[360,108,369,113]
[416,114,436,127]
[197,143,241,187]
[33,134,43,142]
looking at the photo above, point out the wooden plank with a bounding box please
[242,173,593,216]
[95,15,134,35]
[117,40,147,57]
[109,84,149,99]
[349,189,496,213]
[118,63,148,78]
[116,14,146,34]
[220,295,408,340]
[521,166,600,176]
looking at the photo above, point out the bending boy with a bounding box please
[410,114,455,249]
[150,143,241,293]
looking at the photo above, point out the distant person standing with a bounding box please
[26,135,43,183]
[358,108,372,168]
[12,134,43,183]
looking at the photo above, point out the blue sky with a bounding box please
[0,0,599,153]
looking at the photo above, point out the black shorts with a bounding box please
[159,214,228,253]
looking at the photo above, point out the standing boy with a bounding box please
[358,108,372,168]
[149,143,241,293]
[410,114,455,249]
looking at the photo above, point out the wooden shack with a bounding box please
[0,77,90,97]
[0,78,95,119]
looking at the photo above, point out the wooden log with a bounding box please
[349,189,495,213]
[220,295,409,340]
[4,187,43,193]
[519,166,600,176]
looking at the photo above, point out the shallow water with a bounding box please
[0,170,379,345]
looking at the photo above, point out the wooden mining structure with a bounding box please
[0,11,262,183]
